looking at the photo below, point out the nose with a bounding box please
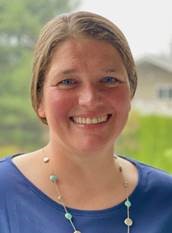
[78,83,103,107]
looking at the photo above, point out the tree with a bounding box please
[0,0,79,69]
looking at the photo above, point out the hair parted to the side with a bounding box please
[31,11,137,124]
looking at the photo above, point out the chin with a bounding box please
[70,137,114,155]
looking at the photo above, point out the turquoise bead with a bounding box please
[49,175,58,183]
[65,212,73,220]
[125,199,131,208]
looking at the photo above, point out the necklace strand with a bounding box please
[43,155,133,233]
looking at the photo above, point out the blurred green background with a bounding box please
[0,0,171,173]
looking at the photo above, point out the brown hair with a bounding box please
[31,11,137,124]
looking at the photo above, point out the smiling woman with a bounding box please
[0,11,172,233]
[37,37,131,153]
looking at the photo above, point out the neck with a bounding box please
[44,143,119,185]
[43,143,127,210]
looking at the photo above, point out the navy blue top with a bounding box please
[0,155,172,233]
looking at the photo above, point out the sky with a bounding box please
[77,0,172,59]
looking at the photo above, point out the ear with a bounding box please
[37,102,46,118]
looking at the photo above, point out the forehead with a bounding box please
[47,37,127,76]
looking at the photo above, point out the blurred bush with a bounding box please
[116,111,172,173]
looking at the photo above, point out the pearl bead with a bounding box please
[124,217,133,226]
[43,157,49,163]
[57,195,62,200]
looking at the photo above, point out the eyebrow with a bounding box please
[58,68,117,75]
[101,68,116,73]
[61,69,78,75]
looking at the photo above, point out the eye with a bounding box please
[57,79,77,88]
[100,76,122,85]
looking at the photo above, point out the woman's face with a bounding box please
[38,37,131,154]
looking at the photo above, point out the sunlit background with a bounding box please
[79,0,172,59]
[0,0,172,172]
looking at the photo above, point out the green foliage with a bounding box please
[116,112,172,173]
[0,49,43,149]
[0,0,79,68]
[0,0,79,42]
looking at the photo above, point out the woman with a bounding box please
[0,11,172,233]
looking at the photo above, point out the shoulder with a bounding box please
[132,158,172,194]
[0,155,21,194]
[131,158,172,225]
[137,159,172,179]
[0,155,12,176]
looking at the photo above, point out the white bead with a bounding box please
[57,195,62,200]
[124,217,133,226]
[43,157,49,163]
[74,231,81,233]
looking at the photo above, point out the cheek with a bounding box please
[109,86,131,112]
[45,92,74,120]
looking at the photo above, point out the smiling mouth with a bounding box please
[70,114,112,125]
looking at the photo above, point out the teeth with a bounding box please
[72,115,109,125]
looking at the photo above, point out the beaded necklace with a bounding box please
[43,155,133,233]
